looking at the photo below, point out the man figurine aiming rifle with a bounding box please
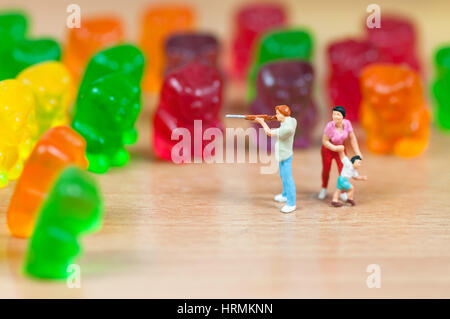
[253,105,297,213]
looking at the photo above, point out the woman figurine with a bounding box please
[318,106,363,200]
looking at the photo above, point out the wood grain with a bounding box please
[0,0,449,299]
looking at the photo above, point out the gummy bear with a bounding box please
[360,64,430,157]
[0,11,28,80]
[431,46,450,130]
[231,3,286,80]
[153,62,223,162]
[7,126,88,239]
[9,38,61,78]
[17,61,74,144]
[250,60,317,149]
[72,72,141,173]
[140,5,194,92]
[365,15,421,72]
[326,39,379,122]
[0,79,35,187]
[164,32,219,76]
[247,28,313,102]
[24,166,103,280]
[63,16,124,83]
[77,44,145,101]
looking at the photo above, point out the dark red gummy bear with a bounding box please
[327,39,379,122]
[365,15,421,72]
[164,32,219,76]
[231,3,286,80]
[250,60,318,149]
[153,62,223,162]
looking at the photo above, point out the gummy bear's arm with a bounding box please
[123,128,138,145]
[123,101,141,145]
[0,150,9,187]
[360,102,378,132]
[72,121,105,149]
[47,226,80,254]
[411,106,431,139]
[29,226,80,272]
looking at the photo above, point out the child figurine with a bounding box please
[331,151,367,207]
[254,105,297,213]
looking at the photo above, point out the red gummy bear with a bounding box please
[231,3,286,80]
[152,62,223,162]
[366,15,421,72]
[327,39,379,122]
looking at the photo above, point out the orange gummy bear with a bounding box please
[63,16,124,83]
[6,126,88,238]
[360,64,430,157]
[140,5,194,92]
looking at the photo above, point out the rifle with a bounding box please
[225,114,277,121]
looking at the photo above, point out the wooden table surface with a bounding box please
[0,0,449,299]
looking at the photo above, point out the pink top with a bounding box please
[323,119,353,145]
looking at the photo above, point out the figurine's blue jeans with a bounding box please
[279,156,296,206]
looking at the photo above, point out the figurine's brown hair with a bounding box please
[275,105,291,116]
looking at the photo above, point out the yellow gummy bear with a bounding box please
[17,61,75,145]
[0,79,35,187]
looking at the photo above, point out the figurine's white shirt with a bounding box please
[340,157,359,179]
[271,117,297,162]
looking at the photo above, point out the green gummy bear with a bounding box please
[432,45,450,130]
[0,11,28,80]
[72,44,144,174]
[24,166,103,280]
[77,44,145,101]
[10,37,61,77]
[247,28,314,102]
[72,72,142,173]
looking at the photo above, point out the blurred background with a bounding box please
[1,0,448,105]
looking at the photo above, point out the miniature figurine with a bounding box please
[250,60,317,149]
[0,79,35,187]
[153,62,223,162]
[331,151,368,207]
[63,16,124,83]
[231,3,286,80]
[431,45,450,130]
[24,166,103,279]
[72,72,141,173]
[247,28,313,102]
[360,64,430,157]
[7,126,88,238]
[17,61,75,144]
[140,5,194,92]
[318,106,363,200]
[254,105,297,213]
